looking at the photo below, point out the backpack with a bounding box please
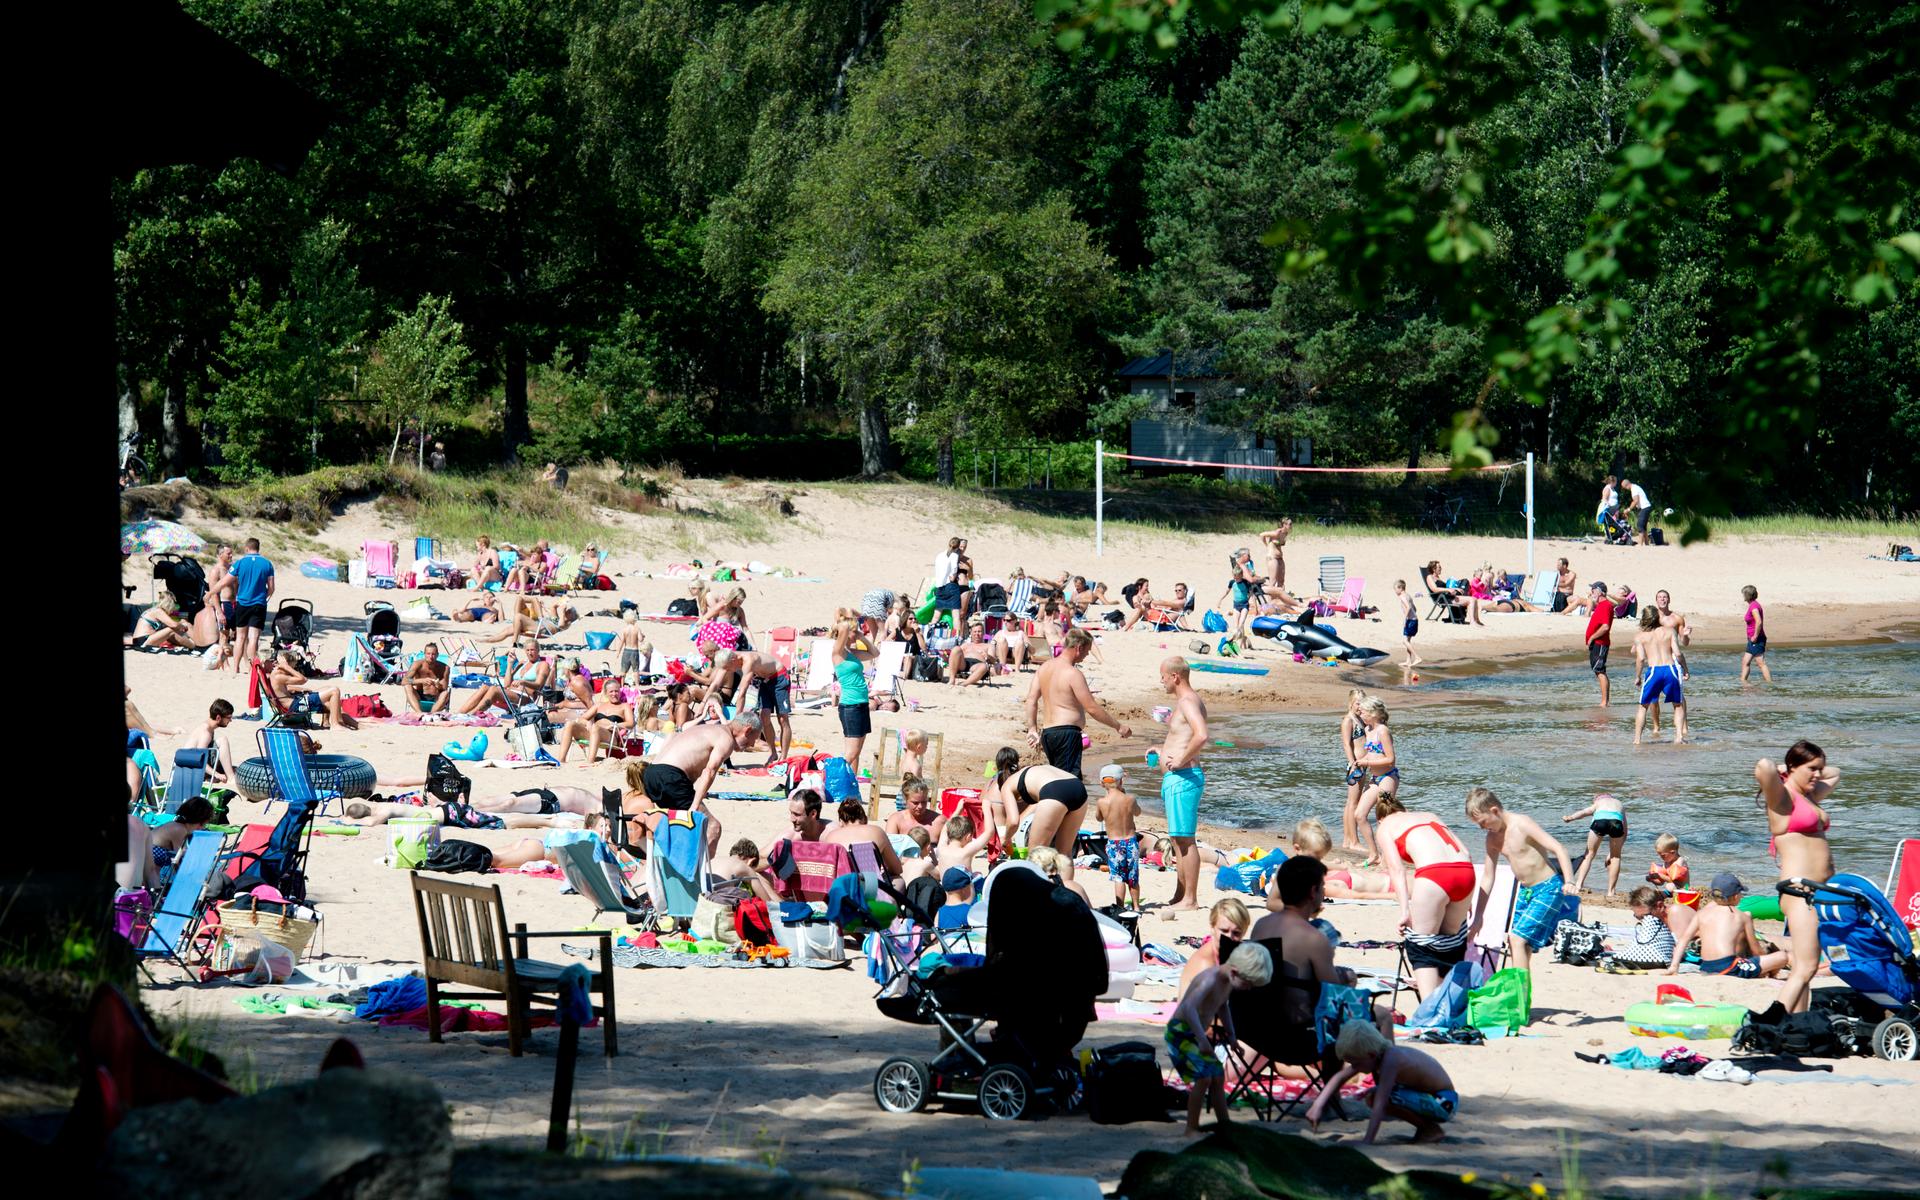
[421,840,493,875]
[426,754,471,805]
[912,653,946,683]
[1731,1001,1850,1058]
[1083,1041,1170,1125]
[666,597,698,617]
[1551,919,1608,966]
[734,897,776,947]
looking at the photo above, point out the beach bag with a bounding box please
[341,694,391,719]
[734,897,776,948]
[1084,1040,1168,1125]
[422,840,493,875]
[1733,1002,1849,1057]
[1551,919,1608,966]
[1202,610,1228,633]
[665,597,697,617]
[912,653,945,683]
[387,819,439,870]
[1466,967,1533,1033]
[1186,639,1212,656]
[113,888,153,945]
[822,757,860,802]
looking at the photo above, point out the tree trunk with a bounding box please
[937,434,955,487]
[158,351,196,478]
[501,335,529,462]
[851,372,892,477]
[117,362,138,463]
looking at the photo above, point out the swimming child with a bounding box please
[1284,818,1395,900]
[1165,941,1272,1135]
[1741,584,1772,683]
[1563,793,1629,896]
[1306,1020,1457,1144]
[1465,788,1576,969]
[1645,832,1690,892]
[1096,763,1142,909]
[1678,873,1789,978]
[1395,581,1420,667]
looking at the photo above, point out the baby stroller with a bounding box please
[271,598,315,655]
[1779,874,1919,1060]
[1598,506,1635,546]
[150,552,208,618]
[362,601,403,679]
[872,863,1107,1120]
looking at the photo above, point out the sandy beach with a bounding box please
[129,482,1920,1194]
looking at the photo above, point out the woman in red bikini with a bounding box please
[1757,740,1840,1013]
[1374,793,1477,997]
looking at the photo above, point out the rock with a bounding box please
[104,1067,452,1200]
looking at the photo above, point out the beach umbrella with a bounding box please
[121,520,205,556]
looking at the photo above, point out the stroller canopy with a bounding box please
[967,863,1108,1027]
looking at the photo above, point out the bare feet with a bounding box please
[1410,1123,1446,1144]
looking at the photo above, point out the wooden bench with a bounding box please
[409,872,617,1057]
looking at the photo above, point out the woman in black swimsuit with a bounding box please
[983,746,1088,858]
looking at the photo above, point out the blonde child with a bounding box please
[899,729,930,786]
[1645,833,1690,892]
[1306,1020,1456,1143]
[1027,846,1092,906]
[615,610,648,676]
[1394,581,1420,666]
[897,826,937,882]
[1466,788,1576,969]
[1338,689,1369,853]
[1283,818,1396,901]
[1165,941,1272,1135]
[1562,793,1628,896]
[1096,763,1143,909]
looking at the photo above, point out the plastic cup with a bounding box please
[1145,749,1160,768]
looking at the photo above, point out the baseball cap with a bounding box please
[1590,580,1606,591]
[1711,872,1745,898]
[941,867,972,892]
[1099,764,1125,784]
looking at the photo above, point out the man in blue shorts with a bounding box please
[1155,656,1209,917]
[228,536,275,675]
[1631,608,1687,745]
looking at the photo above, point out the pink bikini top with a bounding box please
[1769,776,1829,857]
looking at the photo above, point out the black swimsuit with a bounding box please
[1013,768,1088,814]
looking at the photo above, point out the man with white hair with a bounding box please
[711,647,791,765]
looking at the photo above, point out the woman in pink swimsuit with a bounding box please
[1757,740,1839,1013]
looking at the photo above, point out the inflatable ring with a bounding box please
[1737,893,1785,923]
[231,753,379,801]
[1624,1001,1750,1039]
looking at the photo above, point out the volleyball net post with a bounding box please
[1094,438,1104,557]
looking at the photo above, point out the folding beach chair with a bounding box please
[227,795,320,902]
[871,641,910,703]
[799,637,837,699]
[131,748,166,814]
[1005,575,1036,619]
[1220,936,1343,1122]
[1526,571,1557,609]
[556,838,652,925]
[773,838,854,905]
[361,539,398,581]
[765,626,799,678]
[937,787,1002,861]
[162,748,215,815]
[1465,863,1518,975]
[136,830,225,979]
[224,823,274,882]
[645,810,712,924]
[1317,557,1346,598]
[257,725,346,818]
[1418,566,1466,623]
[1327,578,1365,616]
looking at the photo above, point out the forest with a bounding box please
[115,0,1918,515]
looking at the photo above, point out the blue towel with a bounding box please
[656,812,704,880]
[557,963,594,1024]
[824,872,869,929]
[1407,960,1488,1030]
[355,975,428,1019]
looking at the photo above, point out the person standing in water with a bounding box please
[1758,742,1838,1012]
[1583,580,1615,706]
[1632,607,1687,745]
[1338,689,1370,855]
[1156,656,1210,917]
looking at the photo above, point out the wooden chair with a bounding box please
[409,872,618,1057]
[870,727,945,810]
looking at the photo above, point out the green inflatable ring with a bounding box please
[1624,1001,1750,1039]
[1737,893,1784,922]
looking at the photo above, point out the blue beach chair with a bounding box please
[163,748,214,815]
[137,830,225,979]
[258,726,345,818]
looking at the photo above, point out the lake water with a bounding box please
[1134,635,1920,878]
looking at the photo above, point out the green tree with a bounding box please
[365,295,474,468]
[767,0,1116,480]
[206,219,371,479]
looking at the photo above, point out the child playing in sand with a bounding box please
[1097,764,1143,909]
[1563,793,1629,896]
[1611,885,1687,968]
[1307,1020,1456,1144]
[1394,581,1420,667]
[1285,818,1396,900]
[1165,941,1272,1135]
[1675,873,1789,977]
[1741,584,1772,682]
[1645,833,1690,892]
[1465,788,1577,969]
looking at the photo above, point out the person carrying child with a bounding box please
[1674,873,1788,978]
[1306,1020,1457,1144]
[1164,941,1272,1136]
[1563,793,1630,896]
[1096,764,1142,910]
[1465,788,1576,969]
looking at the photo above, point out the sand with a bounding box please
[127,483,1920,1194]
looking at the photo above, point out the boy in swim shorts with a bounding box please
[1096,764,1142,909]
[1685,873,1788,978]
[1165,941,1271,1135]
[1395,580,1420,667]
[1465,788,1576,969]
[1308,1019,1457,1144]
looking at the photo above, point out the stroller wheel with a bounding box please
[976,1063,1033,1121]
[874,1056,932,1114]
[1873,1016,1918,1062]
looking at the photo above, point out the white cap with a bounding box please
[1099,764,1125,783]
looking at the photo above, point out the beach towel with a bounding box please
[650,811,708,918]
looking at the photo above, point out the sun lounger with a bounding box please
[1006,576,1036,619]
[1526,570,1557,609]
[162,748,214,815]
[556,838,652,925]
[137,830,225,978]
[871,640,910,697]
[1467,862,1519,973]
[258,725,345,818]
[1327,577,1364,615]
[800,637,837,695]
[1318,556,1345,597]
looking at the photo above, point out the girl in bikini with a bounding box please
[1374,794,1476,998]
[1758,740,1839,1013]
[1339,690,1370,854]
[1351,697,1398,864]
[1287,818,1397,900]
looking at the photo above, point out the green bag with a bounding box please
[1466,966,1532,1033]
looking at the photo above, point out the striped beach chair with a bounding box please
[258,725,345,818]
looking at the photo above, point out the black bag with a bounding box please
[1084,1040,1170,1125]
[666,597,698,617]
[1732,1002,1851,1058]
[427,754,471,804]
[912,653,945,683]
[1649,527,1665,546]
[421,840,493,875]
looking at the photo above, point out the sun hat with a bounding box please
[1710,872,1745,899]
[1099,764,1125,784]
[941,867,971,892]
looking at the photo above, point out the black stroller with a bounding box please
[359,601,403,682]
[872,863,1107,1120]
[271,598,315,654]
[150,552,209,618]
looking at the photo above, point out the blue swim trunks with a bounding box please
[1161,767,1204,838]
[1165,1016,1223,1084]
[1388,1086,1459,1124]
[1639,664,1683,706]
[1105,834,1140,887]
[1510,877,1568,950]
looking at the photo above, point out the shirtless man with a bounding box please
[182,698,237,784]
[786,790,827,842]
[1553,557,1578,615]
[714,647,791,764]
[1260,518,1293,593]
[1632,608,1688,745]
[1464,788,1576,969]
[208,545,238,668]
[1023,628,1130,780]
[403,642,452,713]
[266,650,359,729]
[1652,589,1691,679]
[1250,857,1395,1036]
[947,618,996,687]
[884,783,947,841]
[1157,655,1209,916]
[634,718,761,815]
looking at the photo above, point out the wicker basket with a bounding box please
[214,895,321,961]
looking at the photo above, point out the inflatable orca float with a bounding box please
[1250,616,1389,664]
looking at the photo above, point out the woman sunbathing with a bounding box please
[127,601,194,649]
